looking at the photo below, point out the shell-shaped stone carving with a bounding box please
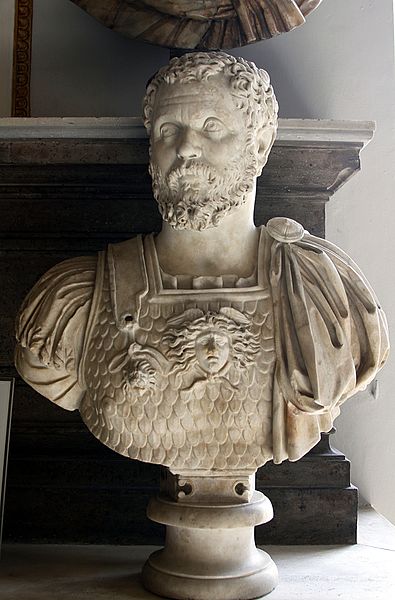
[70,0,323,49]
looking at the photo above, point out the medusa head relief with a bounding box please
[118,307,261,404]
[162,308,261,384]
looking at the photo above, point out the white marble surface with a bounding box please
[1,509,394,600]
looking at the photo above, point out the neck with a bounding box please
[155,187,259,277]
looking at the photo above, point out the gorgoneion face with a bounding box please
[195,330,230,374]
[149,73,258,230]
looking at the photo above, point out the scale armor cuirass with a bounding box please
[80,233,276,471]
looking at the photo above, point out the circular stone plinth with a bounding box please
[142,491,278,600]
[143,548,278,600]
[146,491,273,529]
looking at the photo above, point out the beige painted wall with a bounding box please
[31,0,168,116]
[27,0,395,524]
[239,0,395,526]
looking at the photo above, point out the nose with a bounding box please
[176,128,201,160]
[205,337,217,355]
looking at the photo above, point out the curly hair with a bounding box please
[162,310,261,375]
[143,51,278,136]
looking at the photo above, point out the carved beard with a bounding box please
[149,152,258,231]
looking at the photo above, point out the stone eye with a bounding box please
[160,123,179,139]
[203,118,225,136]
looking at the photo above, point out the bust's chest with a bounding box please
[81,236,276,470]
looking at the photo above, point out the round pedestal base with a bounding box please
[143,548,277,600]
[142,491,278,600]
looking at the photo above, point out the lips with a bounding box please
[207,355,219,363]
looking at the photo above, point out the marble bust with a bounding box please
[15,52,389,599]
[15,52,388,471]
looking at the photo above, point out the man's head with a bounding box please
[143,52,278,231]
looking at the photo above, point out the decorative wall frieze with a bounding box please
[12,0,33,117]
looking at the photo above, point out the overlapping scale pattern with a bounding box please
[81,264,275,470]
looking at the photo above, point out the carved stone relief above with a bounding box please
[12,0,33,117]
[70,0,323,49]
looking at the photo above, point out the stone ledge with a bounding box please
[0,117,375,147]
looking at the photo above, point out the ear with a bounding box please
[256,125,277,171]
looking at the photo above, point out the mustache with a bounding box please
[167,162,219,189]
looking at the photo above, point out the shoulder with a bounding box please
[107,235,149,328]
[16,254,98,365]
[265,217,306,244]
[264,216,389,377]
[264,216,380,306]
[20,254,98,307]
[264,216,373,283]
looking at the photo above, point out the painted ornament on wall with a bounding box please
[70,0,323,49]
